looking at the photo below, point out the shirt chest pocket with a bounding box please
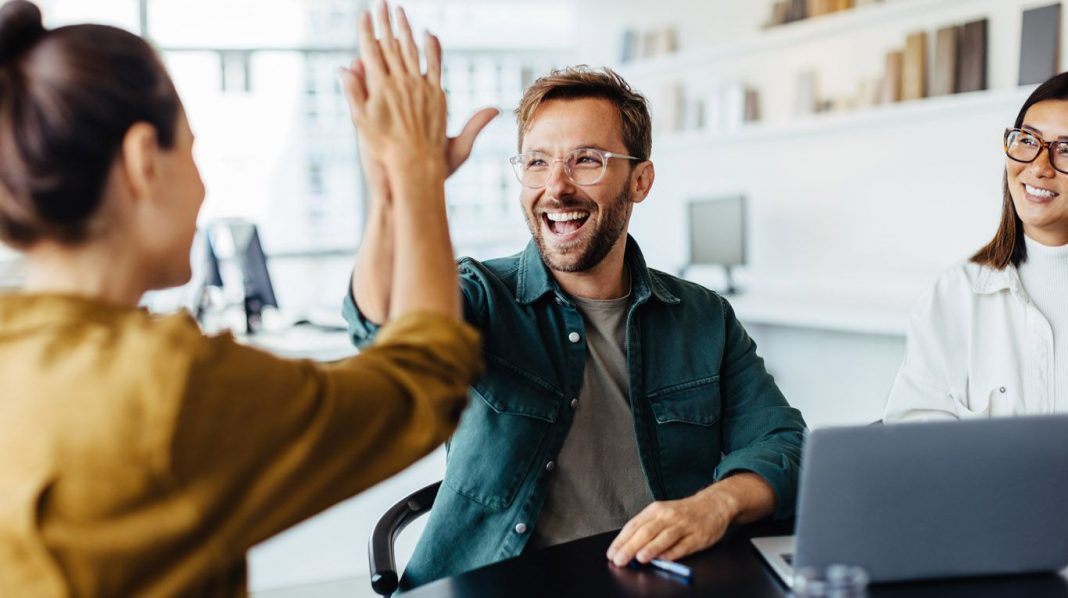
[444,357,560,511]
[647,376,723,498]
[959,383,1025,417]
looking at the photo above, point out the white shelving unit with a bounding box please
[643,0,1058,69]
[656,85,1031,150]
[613,0,1057,334]
[620,0,987,81]
[590,0,1067,424]
[619,0,1061,136]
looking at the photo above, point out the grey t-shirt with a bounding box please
[527,292,654,550]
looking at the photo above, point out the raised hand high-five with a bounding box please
[340,3,446,177]
[341,2,463,321]
[343,3,497,324]
[342,6,497,201]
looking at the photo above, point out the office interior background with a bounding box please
[1,0,1062,594]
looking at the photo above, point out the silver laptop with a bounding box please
[753,415,1068,587]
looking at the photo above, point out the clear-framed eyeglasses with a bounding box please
[508,148,642,188]
[1004,127,1068,174]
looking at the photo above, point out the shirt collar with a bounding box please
[515,235,680,306]
[972,262,1023,296]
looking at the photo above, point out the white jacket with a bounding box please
[883,261,1055,421]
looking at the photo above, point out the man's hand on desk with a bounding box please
[605,472,776,567]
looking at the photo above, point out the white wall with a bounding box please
[575,0,1059,284]
[559,0,1064,426]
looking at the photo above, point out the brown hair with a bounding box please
[0,0,180,249]
[972,71,1068,269]
[515,66,652,161]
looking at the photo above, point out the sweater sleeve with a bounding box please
[167,311,482,555]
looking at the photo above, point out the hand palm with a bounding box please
[359,107,497,197]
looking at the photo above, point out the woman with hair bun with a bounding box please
[0,1,482,594]
[885,71,1068,421]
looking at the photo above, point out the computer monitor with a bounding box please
[206,220,278,334]
[686,195,746,295]
[190,230,223,322]
[202,233,224,288]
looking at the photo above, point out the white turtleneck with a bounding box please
[1017,235,1068,411]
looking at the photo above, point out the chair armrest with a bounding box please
[368,481,441,596]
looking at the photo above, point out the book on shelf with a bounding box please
[620,29,637,63]
[686,98,705,130]
[882,49,904,103]
[656,83,687,133]
[931,25,958,97]
[767,1,790,27]
[744,88,761,123]
[657,27,679,55]
[1018,3,1061,86]
[631,27,679,60]
[723,83,748,132]
[902,31,927,101]
[807,0,832,17]
[841,77,878,111]
[703,89,722,133]
[640,30,658,59]
[795,70,818,116]
[957,18,988,93]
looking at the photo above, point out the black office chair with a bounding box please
[368,481,441,596]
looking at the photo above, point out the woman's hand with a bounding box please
[341,4,497,202]
[340,3,447,177]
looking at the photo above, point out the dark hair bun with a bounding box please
[0,1,45,64]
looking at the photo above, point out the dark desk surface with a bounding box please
[407,519,1068,598]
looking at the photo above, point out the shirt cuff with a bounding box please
[342,282,382,349]
[714,445,801,520]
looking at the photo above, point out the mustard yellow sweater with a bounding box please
[0,294,481,596]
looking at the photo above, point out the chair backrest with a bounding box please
[368,481,441,596]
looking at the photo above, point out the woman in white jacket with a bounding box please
[885,72,1068,421]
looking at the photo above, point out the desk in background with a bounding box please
[408,519,1068,598]
[696,285,912,429]
[239,324,356,362]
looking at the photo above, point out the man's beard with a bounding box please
[524,184,631,273]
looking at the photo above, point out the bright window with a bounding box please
[28,1,574,311]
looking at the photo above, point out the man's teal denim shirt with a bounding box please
[343,236,807,590]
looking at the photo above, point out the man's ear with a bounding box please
[119,122,160,202]
[630,160,655,205]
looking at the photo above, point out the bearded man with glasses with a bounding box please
[345,60,807,589]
